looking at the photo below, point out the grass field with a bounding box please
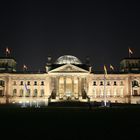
[0,105,140,139]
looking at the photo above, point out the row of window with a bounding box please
[92,95,123,98]
[0,80,5,86]
[13,81,45,86]
[12,89,45,97]
[92,88,124,97]
[93,81,124,86]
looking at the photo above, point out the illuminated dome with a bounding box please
[55,55,82,64]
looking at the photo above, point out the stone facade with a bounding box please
[0,55,140,105]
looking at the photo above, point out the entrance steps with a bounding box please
[48,101,90,107]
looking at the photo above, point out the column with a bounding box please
[64,77,66,96]
[72,76,74,95]
[78,77,81,97]
[57,77,59,97]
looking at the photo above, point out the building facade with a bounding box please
[0,55,140,105]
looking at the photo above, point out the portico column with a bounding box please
[57,77,59,97]
[64,77,66,95]
[72,76,74,95]
[78,77,81,97]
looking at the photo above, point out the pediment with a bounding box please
[49,64,89,73]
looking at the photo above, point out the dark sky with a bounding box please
[0,0,140,71]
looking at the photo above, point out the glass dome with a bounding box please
[55,55,82,64]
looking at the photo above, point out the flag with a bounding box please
[110,64,114,71]
[24,83,28,93]
[6,47,10,54]
[23,64,28,70]
[104,65,107,76]
[129,48,133,54]
[5,47,10,57]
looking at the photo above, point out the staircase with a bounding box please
[48,101,90,107]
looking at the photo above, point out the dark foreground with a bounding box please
[0,105,140,140]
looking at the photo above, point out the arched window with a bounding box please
[132,80,139,87]
[114,81,117,86]
[20,81,23,85]
[41,81,44,86]
[120,81,124,86]
[13,89,17,97]
[100,81,103,86]
[34,81,37,86]
[33,89,38,97]
[93,81,97,86]
[26,89,30,97]
[27,81,30,85]
[40,89,44,97]
[19,89,24,97]
[0,80,5,87]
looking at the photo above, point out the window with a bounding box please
[26,89,30,97]
[19,89,24,97]
[132,80,139,87]
[13,89,17,97]
[33,89,38,97]
[114,81,117,86]
[27,81,30,86]
[93,81,96,86]
[34,81,37,86]
[100,81,103,86]
[0,80,5,87]
[107,81,110,86]
[41,81,44,86]
[20,81,23,85]
[133,90,139,96]
[0,90,4,97]
[40,89,44,97]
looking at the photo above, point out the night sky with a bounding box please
[0,1,140,71]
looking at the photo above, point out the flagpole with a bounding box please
[129,51,130,58]
[22,80,26,108]
[104,73,107,107]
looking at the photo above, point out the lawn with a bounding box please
[0,105,140,139]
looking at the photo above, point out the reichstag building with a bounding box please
[0,55,140,105]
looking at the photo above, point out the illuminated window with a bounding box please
[13,89,17,97]
[26,89,30,97]
[33,89,38,97]
[0,90,4,97]
[40,89,44,97]
[0,80,5,87]
[19,89,24,97]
